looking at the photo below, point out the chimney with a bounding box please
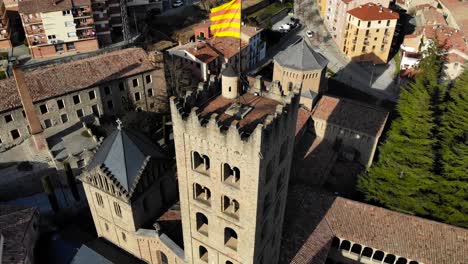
[13,67,46,151]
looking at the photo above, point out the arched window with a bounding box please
[223,163,240,187]
[331,237,340,248]
[351,244,362,254]
[160,251,168,264]
[224,227,238,250]
[372,250,385,261]
[194,183,211,204]
[362,247,373,258]
[339,240,351,251]
[408,261,418,264]
[196,212,208,236]
[226,261,233,264]
[199,246,208,262]
[384,254,396,264]
[222,196,239,217]
[396,258,408,264]
[192,151,210,173]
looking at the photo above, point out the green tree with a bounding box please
[433,69,468,227]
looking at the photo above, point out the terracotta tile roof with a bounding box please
[207,37,249,59]
[417,6,447,26]
[311,96,388,137]
[241,25,263,38]
[0,48,157,113]
[421,25,468,53]
[19,0,73,14]
[438,0,468,38]
[281,185,468,264]
[0,205,38,264]
[187,43,220,64]
[295,108,311,136]
[348,3,399,21]
[199,92,280,133]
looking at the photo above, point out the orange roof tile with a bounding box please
[207,37,249,59]
[295,108,311,136]
[348,3,399,21]
[186,43,220,64]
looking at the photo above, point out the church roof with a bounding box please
[87,128,167,192]
[274,39,328,71]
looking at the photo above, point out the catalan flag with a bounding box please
[209,0,241,38]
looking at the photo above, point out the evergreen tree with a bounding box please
[358,75,438,216]
[433,69,468,227]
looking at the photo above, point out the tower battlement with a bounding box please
[170,76,301,145]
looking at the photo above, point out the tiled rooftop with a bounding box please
[207,37,249,59]
[439,0,468,38]
[198,92,281,133]
[0,48,156,113]
[281,185,468,264]
[311,96,388,137]
[19,0,74,14]
[171,42,220,64]
[295,108,311,137]
[348,3,399,21]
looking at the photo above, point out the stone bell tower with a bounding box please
[170,69,301,264]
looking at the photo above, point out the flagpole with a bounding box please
[239,0,242,94]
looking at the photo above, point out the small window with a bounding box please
[160,252,168,264]
[4,114,13,123]
[340,240,351,251]
[386,20,390,26]
[132,78,138,87]
[136,107,142,112]
[134,92,141,101]
[104,86,111,95]
[88,90,96,100]
[199,246,208,262]
[61,114,68,123]
[222,196,239,217]
[55,44,64,52]
[196,212,208,236]
[62,10,71,15]
[121,232,126,242]
[39,104,48,114]
[224,227,238,250]
[367,21,371,27]
[76,109,84,118]
[192,151,210,173]
[92,105,99,116]
[147,88,154,97]
[107,100,114,110]
[57,99,65,109]
[22,111,26,118]
[119,82,125,91]
[73,95,81,105]
[362,247,373,257]
[194,183,211,204]
[44,119,53,128]
[223,163,240,187]
[10,129,20,140]
[351,244,362,254]
[114,202,122,217]
[145,75,152,84]
[150,103,155,109]
[96,193,104,206]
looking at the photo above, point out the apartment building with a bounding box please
[0,48,168,148]
[0,0,12,49]
[91,0,122,46]
[341,3,399,64]
[324,0,390,47]
[19,0,99,59]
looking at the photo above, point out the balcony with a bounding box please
[28,36,47,46]
[25,28,45,35]
[73,8,92,18]
[77,29,96,39]
[22,16,42,25]
[75,19,94,29]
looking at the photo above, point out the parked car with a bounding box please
[172,0,184,8]
[279,23,291,32]
[306,30,315,38]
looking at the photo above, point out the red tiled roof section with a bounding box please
[348,3,399,21]
[199,93,280,131]
[312,96,388,136]
[208,37,249,59]
[438,0,468,38]
[281,186,468,264]
[422,25,468,53]
[186,43,220,64]
[19,0,73,14]
[0,48,156,113]
[295,108,311,136]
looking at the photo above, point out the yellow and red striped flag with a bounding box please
[209,0,241,38]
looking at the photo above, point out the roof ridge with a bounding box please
[119,129,131,190]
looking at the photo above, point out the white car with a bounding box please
[279,24,291,32]
[306,30,315,38]
[172,0,184,7]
